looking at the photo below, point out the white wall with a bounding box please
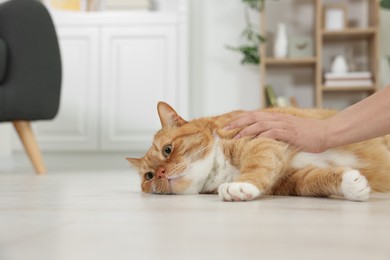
[189,0,261,118]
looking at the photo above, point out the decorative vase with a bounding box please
[331,55,349,73]
[274,23,288,58]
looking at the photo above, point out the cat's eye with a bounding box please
[162,144,172,157]
[145,172,154,181]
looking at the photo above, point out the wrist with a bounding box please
[319,119,331,151]
[323,116,346,150]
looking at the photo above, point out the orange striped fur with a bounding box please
[127,102,390,202]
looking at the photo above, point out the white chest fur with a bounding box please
[200,144,240,193]
[178,142,240,194]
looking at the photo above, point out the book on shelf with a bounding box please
[324,71,372,80]
[49,0,83,11]
[323,79,373,87]
[104,0,151,10]
[323,71,373,88]
[265,85,278,107]
[265,85,297,107]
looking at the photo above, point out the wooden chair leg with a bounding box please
[13,120,46,175]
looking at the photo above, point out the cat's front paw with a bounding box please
[218,182,261,202]
[341,169,371,202]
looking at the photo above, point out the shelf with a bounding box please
[322,28,377,40]
[322,86,375,92]
[265,58,317,66]
[259,1,379,108]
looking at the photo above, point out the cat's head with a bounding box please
[127,102,217,195]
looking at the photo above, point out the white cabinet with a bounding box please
[33,27,100,150]
[24,2,188,152]
[101,26,178,150]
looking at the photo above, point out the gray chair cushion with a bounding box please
[0,38,6,83]
[0,0,62,122]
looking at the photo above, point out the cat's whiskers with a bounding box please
[168,145,210,174]
[177,145,212,169]
[152,179,170,194]
[157,144,216,194]
[167,143,215,177]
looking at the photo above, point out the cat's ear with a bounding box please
[157,102,187,128]
[126,157,142,169]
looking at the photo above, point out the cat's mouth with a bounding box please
[167,172,186,181]
[167,173,185,190]
[165,172,191,194]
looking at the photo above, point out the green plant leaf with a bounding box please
[381,0,390,9]
[257,34,266,42]
[242,0,263,10]
[226,44,260,65]
[227,0,267,65]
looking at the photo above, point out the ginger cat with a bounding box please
[127,102,390,202]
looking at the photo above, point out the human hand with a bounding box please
[224,111,329,153]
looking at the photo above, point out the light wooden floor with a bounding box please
[1,153,390,260]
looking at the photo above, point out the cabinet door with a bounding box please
[101,26,178,151]
[32,27,99,150]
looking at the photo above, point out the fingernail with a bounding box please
[223,125,231,130]
[234,134,241,139]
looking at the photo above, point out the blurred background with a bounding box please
[0,0,389,171]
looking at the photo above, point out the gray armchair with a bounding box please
[0,0,62,174]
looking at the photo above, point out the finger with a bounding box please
[261,130,308,151]
[259,128,289,142]
[234,121,286,139]
[224,114,257,130]
[227,111,278,130]
[224,111,286,130]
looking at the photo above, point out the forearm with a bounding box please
[325,86,390,149]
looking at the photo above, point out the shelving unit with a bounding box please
[260,0,379,108]
[322,27,377,39]
[265,58,317,66]
[322,86,375,91]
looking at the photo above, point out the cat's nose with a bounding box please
[156,167,166,179]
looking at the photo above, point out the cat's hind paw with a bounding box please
[218,182,261,202]
[341,169,371,202]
